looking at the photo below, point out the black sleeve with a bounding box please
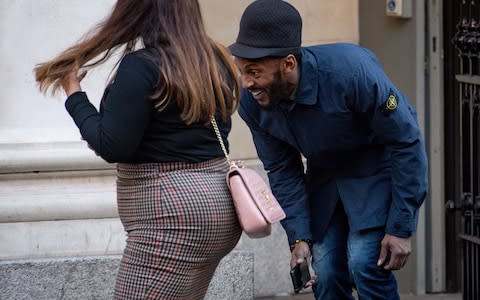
[65,53,157,163]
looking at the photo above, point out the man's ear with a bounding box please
[281,54,297,74]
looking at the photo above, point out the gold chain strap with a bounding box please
[210,116,234,168]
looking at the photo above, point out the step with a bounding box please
[0,250,253,300]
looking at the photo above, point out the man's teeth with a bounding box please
[251,90,262,96]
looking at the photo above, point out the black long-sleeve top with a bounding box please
[65,48,231,163]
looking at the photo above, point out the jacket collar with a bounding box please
[294,48,318,105]
[279,48,318,111]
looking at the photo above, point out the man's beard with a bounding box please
[263,71,290,111]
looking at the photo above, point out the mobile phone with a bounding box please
[289,260,311,293]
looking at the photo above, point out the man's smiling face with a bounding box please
[234,56,292,110]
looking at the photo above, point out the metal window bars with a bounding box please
[450,1,480,299]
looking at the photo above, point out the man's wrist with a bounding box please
[290,239,313,252]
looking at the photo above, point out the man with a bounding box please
[229,0,428,299]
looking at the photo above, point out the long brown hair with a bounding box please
[34,0,239,124]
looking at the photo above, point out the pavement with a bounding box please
[256,291,462,300]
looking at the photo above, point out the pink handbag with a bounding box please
[211,118,286,238]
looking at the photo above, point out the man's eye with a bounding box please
[250,71,260,77]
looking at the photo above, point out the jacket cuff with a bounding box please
[282,219,312,245]
[385,217,415,238]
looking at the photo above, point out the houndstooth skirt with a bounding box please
[113,158,242,300]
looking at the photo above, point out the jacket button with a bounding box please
[394,223,401,230]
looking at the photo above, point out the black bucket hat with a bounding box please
[229,0,302,59]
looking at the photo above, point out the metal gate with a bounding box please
[451,1,480,299]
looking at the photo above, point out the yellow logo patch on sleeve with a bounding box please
[386,95,397,110]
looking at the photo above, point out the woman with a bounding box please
[34,1,242,299]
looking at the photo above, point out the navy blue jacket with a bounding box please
[238,43,428,244]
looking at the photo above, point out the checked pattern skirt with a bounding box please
[113,158,242,299]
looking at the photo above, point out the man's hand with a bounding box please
[377,233,412,270]
[290,241,315,288]
[290,241,310,268]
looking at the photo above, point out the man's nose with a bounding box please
[241,75,253,89]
